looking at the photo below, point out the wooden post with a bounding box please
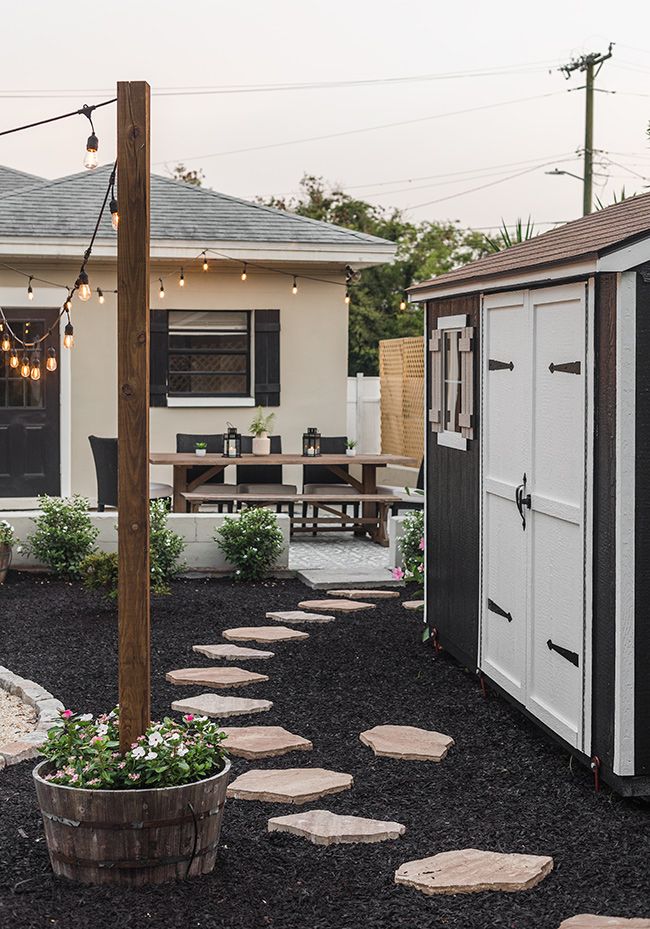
[117,81,151,752]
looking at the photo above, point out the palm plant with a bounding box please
[485,217,536,253]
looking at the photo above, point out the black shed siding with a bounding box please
[426,294,481,670]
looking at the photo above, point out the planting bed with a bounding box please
[0,573,649,928]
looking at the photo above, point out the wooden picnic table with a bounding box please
[149,452,417,537]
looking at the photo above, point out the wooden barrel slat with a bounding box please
[33,760,230,886]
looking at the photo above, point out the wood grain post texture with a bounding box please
[117,82,151,751]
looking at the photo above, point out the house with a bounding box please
[410,193,650,796]
[0,165,395,505]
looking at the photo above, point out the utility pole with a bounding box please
[559,44,614,215]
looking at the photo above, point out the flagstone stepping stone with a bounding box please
[193,644,275,661]
[395,848,553,895]
[268,809,406,845]
[172,693,272,718]
[403,600,425,610]
[360,724,454,761]
[559,919,650,928]
[223,626,309,643]
[166,667,269,688]
[221,726,312,759]
[266,610,334,624]
[327,589,400,599]
[298,599,376,613]
[226,768,353,804]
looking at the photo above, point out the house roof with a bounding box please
[409,192,650,295]
[0,164,393,251]
[0,165,44,193]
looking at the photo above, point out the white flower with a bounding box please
[131,746,146,759]
[78,713,93,722]
[167,732,181,741]
[148,731,163,747]
[145,751,158,761]
[96,723,108,737]
[177,743,188,757]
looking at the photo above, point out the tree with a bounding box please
[170,163,206,187]
[261,175,488,374]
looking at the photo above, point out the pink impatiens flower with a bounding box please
[419,537,425,551]
[392,567,405,580]
[61,709,73,720]
[183,714,195,722]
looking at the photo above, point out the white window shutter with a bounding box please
[458,326,474,440]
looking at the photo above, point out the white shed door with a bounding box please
[481,284,588,749]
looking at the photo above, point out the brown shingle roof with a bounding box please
[409,191,650,294]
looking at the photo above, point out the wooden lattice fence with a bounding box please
[379,336,424,461]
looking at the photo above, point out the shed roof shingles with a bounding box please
[0,165,393,249]
[410,191,650,293]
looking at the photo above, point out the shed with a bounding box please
[409,194,650,795]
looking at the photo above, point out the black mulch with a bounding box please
[1,574,649,929]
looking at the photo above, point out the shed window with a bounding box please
[443,329,462,433]
[429,314,474,449]
[167,310,250,398]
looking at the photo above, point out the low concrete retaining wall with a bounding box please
[388,514,407,569]
[2,511,291,575]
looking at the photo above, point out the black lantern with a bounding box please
[223,424,242,458]
[302,426,321,457]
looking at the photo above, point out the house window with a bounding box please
[0,320,44,409]
[168,310,250,398]
[429,314,474,449]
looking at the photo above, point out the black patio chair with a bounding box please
[378,459,424,517]
[236,435,297,516]
[88,436,173,512]
[301,435,360,534]
[176,433,236,513]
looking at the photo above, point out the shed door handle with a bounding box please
[515,474,531,530]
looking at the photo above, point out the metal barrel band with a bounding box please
[48,839,221,871]
[41,802,223,830]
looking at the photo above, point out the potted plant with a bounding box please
[346,439,358,457]
[249,406,275,456]
[194,441,207,457]
[33,707,230,886]
[0,519,16,584]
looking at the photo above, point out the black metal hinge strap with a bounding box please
[487,598,513,622]
[549,361,581,375]
[547,639,579,667]
[489,359,514,371]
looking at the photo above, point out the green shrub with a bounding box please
[395,508,424,588]
[216,507,284,581]
[24,495,98,578]
[80,501,185,598]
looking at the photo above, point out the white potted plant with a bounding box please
[346,439,358,457]
[195,441,207,457]
[249,407,275,456]
[0,519,16,584]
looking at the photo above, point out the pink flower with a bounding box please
[128,772,140,781]
[61,709,73,720]
[90,736,104,744]
[392,567,405,580]
[419,537,425,551]
[183,714,194,722]
[118,761,126,769]
[418,562,424,573]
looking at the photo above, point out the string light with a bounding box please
[345,289,351,305]
[63,320,74,349]
[9,347,19,368]
[202,252,209,271]
[27,277,34,300]
[292,276,298,295]
[97,288,104,304]
[179,268,185,287]
[399,295,407,311]
[109,173,118,230]
[20,355,31,378]
[76,270,91,302]
[65,295,72,312]
[82,106,99,170]
[30,356,41,381]
[1,328,10,352]
[241,263,247,281]
[46,348,57,372]
[159,278,165,299]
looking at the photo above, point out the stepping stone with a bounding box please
[395,848,553,895]
[226,768,353,804]
[193,644,275,661]
[166,667,268,688]
[268,809,406,845]
[266,610,334,624]
[327,589,400,599]
[360,724,454,762]
[298,599,376,613]
[221,726,312,759]
[223,626,309,643]
[559,919,650,928]
[172,693,272,718]
[403,600,425,611]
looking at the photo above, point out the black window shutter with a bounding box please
[254,310,281,406]
[150,309,168,407]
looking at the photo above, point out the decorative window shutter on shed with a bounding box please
[254,309,281,406]
[459,326,474,440]
[428,329,442,432]
[150,309,169,407]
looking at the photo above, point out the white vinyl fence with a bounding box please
[346,374,380,453]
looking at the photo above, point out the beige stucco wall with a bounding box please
[0,262,348,503]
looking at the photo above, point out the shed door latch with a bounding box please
[515,473,532,530]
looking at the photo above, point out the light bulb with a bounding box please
[9,350,19,368]
[63,322,74,349]
[27,278,34,300]
[241,263,247,281]
[159,279,165,299]
[179,269,185,287]
[30,358,41,381]
[344,289,350,306]
[202,255,209,271]
[399,298,407,311]
[46,348,58,372]
[77,270,91,302]
[84,133,99,170]
[1,334,10,352]
[110,198,119,231]
[292,276,298,295]
[20,357,31,378]
[97,288,105,305]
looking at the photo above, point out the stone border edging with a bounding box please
[0,666,63,767]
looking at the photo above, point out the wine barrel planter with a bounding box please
[33,758,231,886]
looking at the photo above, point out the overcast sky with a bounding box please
[1,0,649,231]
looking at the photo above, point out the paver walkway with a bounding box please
[298,599,376,612]
[559,919,650,928]
[193,644,275,660]
[395,849,554,895]
[220,726,312,759]
[166,667,269,687]
[172,694,272,718]
[227,767,353,804]
[268,810,406,845]
[326,589,400,599]
[223,626,309,643]
[266,610,335,624]
[360,724,454,762]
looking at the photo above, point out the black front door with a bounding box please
[0,308,60,497]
